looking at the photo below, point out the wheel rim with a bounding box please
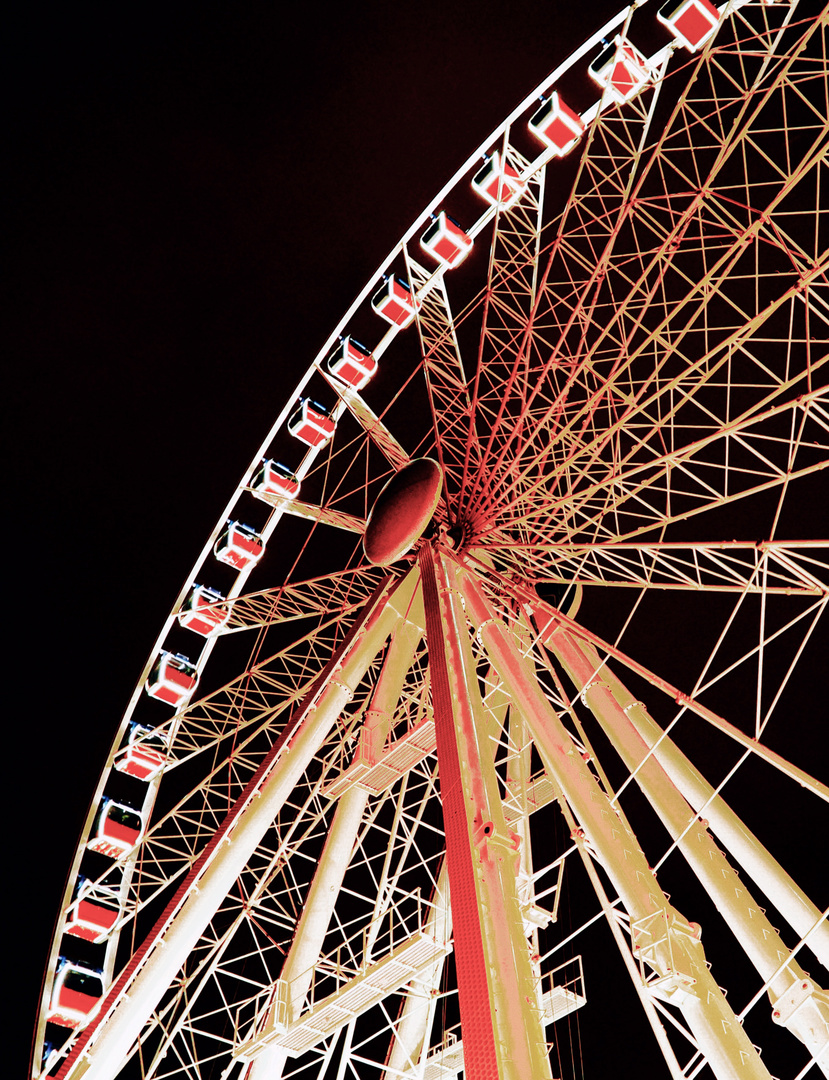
[35,4,829,1079]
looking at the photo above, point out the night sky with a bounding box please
[10,3,827,1077]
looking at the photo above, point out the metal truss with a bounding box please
[36,5,828,1080]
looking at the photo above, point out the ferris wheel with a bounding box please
[33,2,829,1079]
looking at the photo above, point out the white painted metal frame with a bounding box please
[36,4,828,1080]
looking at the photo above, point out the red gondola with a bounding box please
[214,521,266,570]
[178,584,231,637]
[114,722,167,781]
[288,398,338,447]
[325,337,378,391]
[371,276,419,328]
[65,879,120,942]
[471,152,525,209]
[588,36,651,103]
[529,92,585,156]
[420,212,474,268]
[145,651,199,706]
[47,962,104,1029]
[87,799,143,859]
[657,0,719,51]
[252,459,301,501]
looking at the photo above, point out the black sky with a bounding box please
[10,3,827,1077]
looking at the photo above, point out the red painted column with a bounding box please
[420,545,501,1080]
[419,545,551,1080]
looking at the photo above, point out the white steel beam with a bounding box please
[246,614,425,1080]
[57,569,419,1080]
[592,651,829,972]
[383,861,451,1080]
[504,575,829,802]
[549,629,829,1072]
[244,785,371,1080]
[457,560,773,1080]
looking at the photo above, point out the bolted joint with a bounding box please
[473,819,521,865]
[579,679,610,707]
[771,978,829,1027]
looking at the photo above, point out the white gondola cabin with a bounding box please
[325,337,378,391]
[588,36,651,103]
[288,398,338,446]
[178,583,231,637]
[145,650,199,706]
[87,799,143,859]
[214,521,266,571]
[657,0,719,51]
[420,212,473,268]
[47,962,104,1029]
[529,92,586,156]
[252,459,301,502]
[114,722,167,781]
[65,879,121,942]
[371,276,419,328]
[471,152,526,209]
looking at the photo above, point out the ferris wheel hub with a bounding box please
[445,519,475,551]
[363,458,444,565]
